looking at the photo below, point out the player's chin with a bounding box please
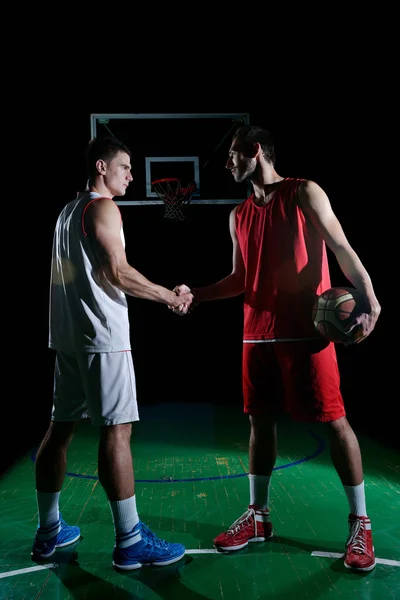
[114,187,128,197]
[235,174,248,184]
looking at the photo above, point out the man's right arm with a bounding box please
[85,197,192,309]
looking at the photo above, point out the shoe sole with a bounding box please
[113,550,186,571]
[214,532,273,552]
[32,532,81,560]
[344,543,376,572]
[344,560,376,572]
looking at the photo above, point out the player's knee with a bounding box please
[100,422,132,443]
[249,414,276,435]
[326,415,352,436]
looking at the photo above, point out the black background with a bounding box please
[3,53,394,476]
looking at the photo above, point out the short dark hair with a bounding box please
[85,136,131,180]
[233,125,276,165]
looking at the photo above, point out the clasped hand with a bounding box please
[169,284,196,316]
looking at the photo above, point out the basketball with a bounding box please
[312,287,366,344]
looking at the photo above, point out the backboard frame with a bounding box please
[90,113,251,205]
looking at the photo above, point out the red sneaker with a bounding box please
[344,515,376,572]
[213,505,273,551]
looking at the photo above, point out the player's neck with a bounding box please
[251,172,285,205]
[89,184,113,199]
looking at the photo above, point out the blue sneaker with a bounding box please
[32,516,81,560]
[112,521,185,571]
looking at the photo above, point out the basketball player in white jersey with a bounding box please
[32,136,193,570]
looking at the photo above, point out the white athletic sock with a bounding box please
[249,474,271,511]
[109,495,140,542]
[343,481,367,517]
[36,490,60,529]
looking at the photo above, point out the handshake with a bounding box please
[169,284,197,316]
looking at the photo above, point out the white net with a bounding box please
[152,178,196,221]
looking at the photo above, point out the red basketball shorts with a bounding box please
[242,340,346,422]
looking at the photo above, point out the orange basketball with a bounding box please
[312,287,366,344]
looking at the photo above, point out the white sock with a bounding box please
[249,474,271,511]
[343,482,367,516]
[36,491,60,529]
[109,495,140,543]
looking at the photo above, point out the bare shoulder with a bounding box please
[228,205,239,239]
[229,204,239,225]
[298,179,330,211]
[87,196,118,214]
[230,205,239,218]
[85,197,121,232]
[299,179,324,195]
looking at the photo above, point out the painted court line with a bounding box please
[185,549,220,554]
[2,551,398,579]
[312,551,400,567]
[30,428,326,483]
[0,563,57,579]
[186,549,400,566]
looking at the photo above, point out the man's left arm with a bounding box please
[298,180,381,339]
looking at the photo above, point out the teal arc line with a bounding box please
[30,429,325,483]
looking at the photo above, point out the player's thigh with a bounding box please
[242,342,285,415]
[80,351,139,426]
[52,351,87,421]
[277,341,345,422]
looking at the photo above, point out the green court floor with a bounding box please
[0,402,399,599]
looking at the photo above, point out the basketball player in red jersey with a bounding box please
[175,125,381,572]
[32,136,192,570]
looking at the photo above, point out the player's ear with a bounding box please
[96,159,107,176]
[253,142,262,159]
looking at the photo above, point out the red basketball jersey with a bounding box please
[235,178,331,340]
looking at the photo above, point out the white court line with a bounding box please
[0,563,57,579]
[1,550,398,579]
[185,549,220,554]
[312,551,400,567]
[187,549,400,566]
[189,549,400,566]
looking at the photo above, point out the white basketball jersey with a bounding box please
[49,192,131,352]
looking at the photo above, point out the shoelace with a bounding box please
[346,519,367,554]
[227,508,256,536]
[140,522,169,548]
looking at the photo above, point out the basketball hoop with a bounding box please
[151,178,196,221]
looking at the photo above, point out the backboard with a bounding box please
[90,113,251,205]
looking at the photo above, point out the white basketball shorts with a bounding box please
[51,350,139,426]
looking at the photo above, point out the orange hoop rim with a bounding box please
[151,179,196,196]
[151,178,180,185]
